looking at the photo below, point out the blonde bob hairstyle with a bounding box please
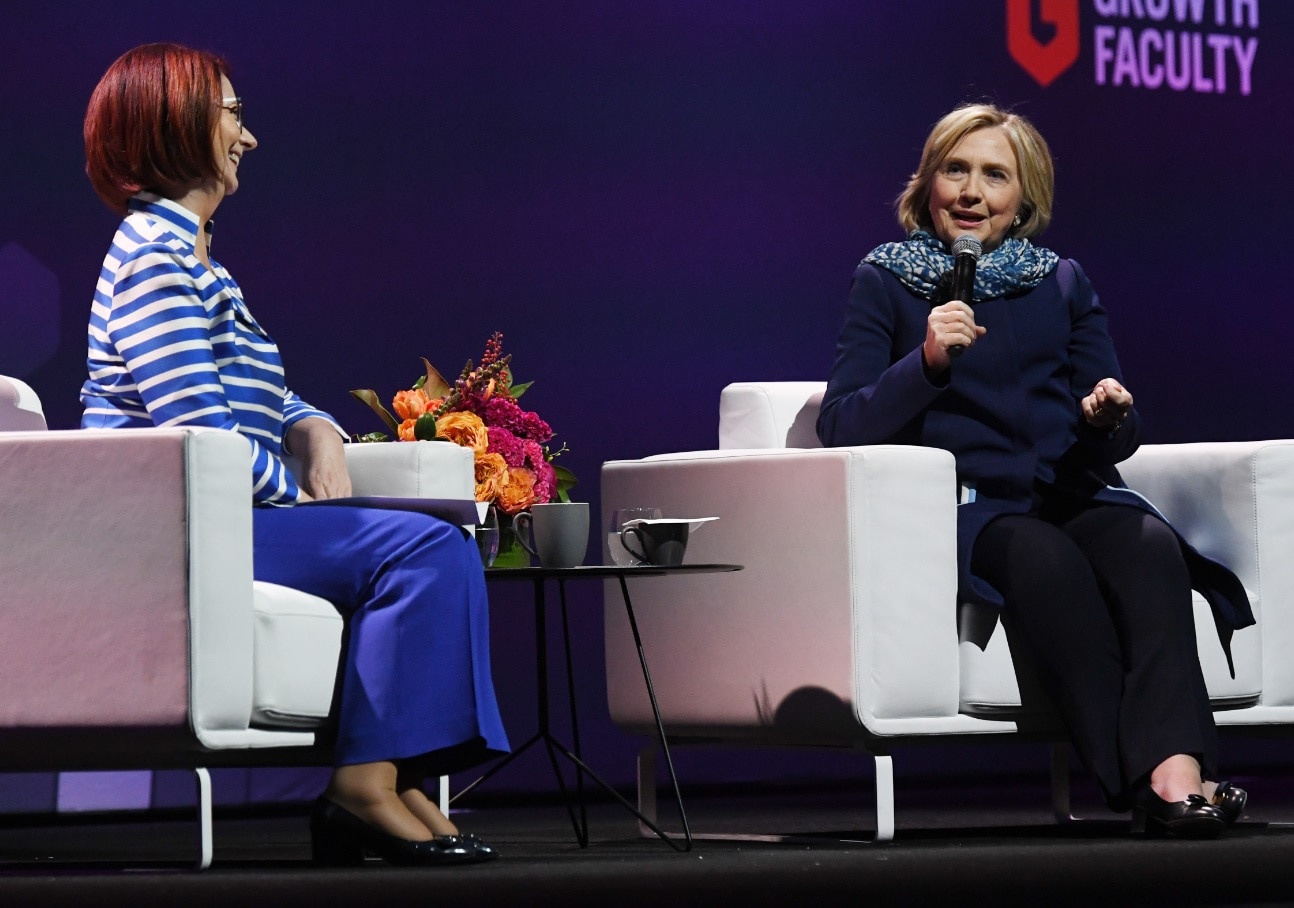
[896,103,1054,242]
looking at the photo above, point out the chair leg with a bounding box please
[1050,742,1074,822]
[193,767,213,870]
[636,744,658,836]
[873,754,895,843]
[438,774,450,816]
[634,745,895,843]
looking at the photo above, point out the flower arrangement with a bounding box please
[351,332,575,515]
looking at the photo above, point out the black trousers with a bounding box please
[971,501,1216,810]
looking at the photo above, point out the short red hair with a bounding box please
[84,43,229,214]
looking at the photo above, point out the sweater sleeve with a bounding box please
[282,391,347,444]
[817,263,945,447]
[1061,259,1141,465]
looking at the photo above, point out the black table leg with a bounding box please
[452,578,589,845]
[557,579,590,844]
[617,573,692,850]
[456,572,693,851]
[448,578,551,805]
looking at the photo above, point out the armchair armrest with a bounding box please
[601,444,960,743]
[0,376,46,430]
[344,440,475,500]
[1120,440,1294,708]
[0,427,254,743]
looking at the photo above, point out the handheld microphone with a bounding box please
[947,234,982,358]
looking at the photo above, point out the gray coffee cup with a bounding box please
[619,520,689,566]
[514,502,589,568]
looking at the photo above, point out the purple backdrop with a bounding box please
[2,1,1289,812]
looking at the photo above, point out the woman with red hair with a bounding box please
[81,43,508,866]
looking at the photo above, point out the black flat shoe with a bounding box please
[1131,786,1227,839]
[1212,780,1248,825]
[310,797,498,866]
[458,833,500,861]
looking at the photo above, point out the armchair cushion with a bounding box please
[250,582,343,728]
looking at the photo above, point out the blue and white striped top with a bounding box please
[81,193,342,505]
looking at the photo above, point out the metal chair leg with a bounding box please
[1051,743,1075,822]
[193,767,213,870]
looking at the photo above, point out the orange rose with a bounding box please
[397,418,418,441]
[392,388,434,421]
[496,467,536,514]
[435,411,489,455]
[474,452,508,503]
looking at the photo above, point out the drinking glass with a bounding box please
[608,507,662,565]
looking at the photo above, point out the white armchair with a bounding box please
[0,375,474,865]
[600,381,1294,840]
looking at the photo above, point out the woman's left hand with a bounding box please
[1082,377,1133,430]
[288,417,353,500]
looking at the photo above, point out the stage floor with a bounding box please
[2,775,1293,906]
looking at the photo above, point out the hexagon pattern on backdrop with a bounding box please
[0,242,61,377]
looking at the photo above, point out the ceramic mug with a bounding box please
[619,520,689,566]
[514,502,589,568]
[607,507,662,565]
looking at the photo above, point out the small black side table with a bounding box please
[456,563,742,852]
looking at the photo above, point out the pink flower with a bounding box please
[533,459,557,504]
[487,426,526,468]
[522,439,545,471]
[519,409,553,442]
[483,396,553,442]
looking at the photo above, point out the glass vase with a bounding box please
[491,514,531,568]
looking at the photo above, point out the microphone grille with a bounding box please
[951,235,983,258]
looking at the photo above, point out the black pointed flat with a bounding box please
[310,797,499,866]
[1212,780,1248,825]
[1131,786,1227,839]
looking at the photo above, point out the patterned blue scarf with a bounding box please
[863,230,1059,302]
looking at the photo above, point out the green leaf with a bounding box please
[349,389,400,435]
[414,412,440,441]
[421,358,453,399]
[553,464,577,500]
[509,380,532,399]
[352,431,391,443]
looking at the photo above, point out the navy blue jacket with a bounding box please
[817,258,1253,658]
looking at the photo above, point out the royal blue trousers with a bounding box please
[253,505,509,769]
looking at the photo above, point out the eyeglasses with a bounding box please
[220,96,244,129]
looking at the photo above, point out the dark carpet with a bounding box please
[3,774,1293,907]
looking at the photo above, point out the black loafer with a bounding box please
[1212,780,1248,825]
[310,797,498,866]
[1131,786,1227,839]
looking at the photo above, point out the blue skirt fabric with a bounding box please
[252,505,509,769]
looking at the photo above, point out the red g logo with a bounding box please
[1007,0,1080,87]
